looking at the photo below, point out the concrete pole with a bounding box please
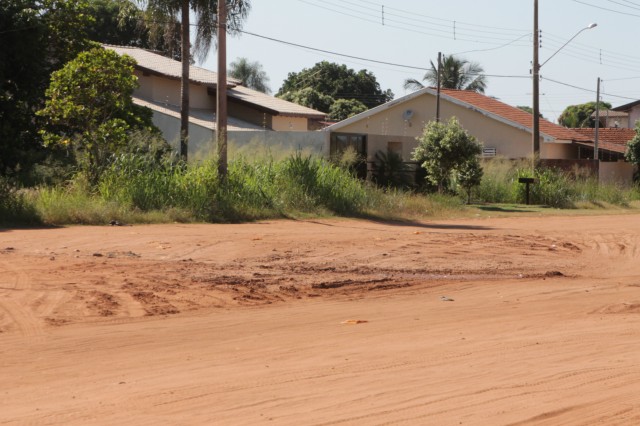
[532,0,540,165]
[594,77,600,161]
[436,51,441,122]
[180,0,190,161]
[217,0,228,179]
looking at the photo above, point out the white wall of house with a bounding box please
[541,142,577,160]
[149,109,326,161]
[629,105,640,129]
[227,131,327,160]
[330,92,548,162]
[272,116,309,131]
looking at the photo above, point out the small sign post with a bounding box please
[518,177,537,205]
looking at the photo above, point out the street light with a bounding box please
[532,0,597,163]
[539,23,597,69]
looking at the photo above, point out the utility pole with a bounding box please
[180,0,189,161]
[532,0,540,165]
[594,77,600,161]
[436,51,441,122]
[216,0,228,179]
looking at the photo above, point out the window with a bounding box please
[387,141,403,158]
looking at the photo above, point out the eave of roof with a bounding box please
[104,44,242,88]
[612,99,640,112]
[134,97,264,131]
[570,127,634,155]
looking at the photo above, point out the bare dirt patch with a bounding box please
[2,215,640,424]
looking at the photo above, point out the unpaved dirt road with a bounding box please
[2,215,640,425]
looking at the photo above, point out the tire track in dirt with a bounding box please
[0,260,44,338]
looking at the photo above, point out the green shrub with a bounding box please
[0,177,40,225]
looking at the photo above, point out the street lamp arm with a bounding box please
[539,23,597,69]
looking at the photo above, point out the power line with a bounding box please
[239,30,427,71]
[606,0,640,11]
[348,0,529,33]
[239,30,530,79]
[542,76,638,100]
[298,0,532,47]
[571,0,640,18]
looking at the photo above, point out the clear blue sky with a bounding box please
[201,0,640,123]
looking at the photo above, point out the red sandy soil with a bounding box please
[1,215,640,425]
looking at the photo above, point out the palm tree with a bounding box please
[404,54,487,93]
[229,57,271,93]
[138,0,251,160]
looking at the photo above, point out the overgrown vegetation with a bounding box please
[412,117,483,193]
[3,152,640,227]
[0,177,39,225]
[473,158,640,208]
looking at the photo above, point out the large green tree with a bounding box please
[412,117,483,193]
[557,101,612,128]
[0,0,94,177]
[229,57,271,93]
[138,0,251,160]
[404,54,487,93]
[85,0,182,60]
[37,47,156,183]
[276,61,393,115]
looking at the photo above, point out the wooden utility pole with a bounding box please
[436,51,442,122]
[595,77,600,160]
[216,0,228,179]
[180,0,190,161]
[532,0,540,164]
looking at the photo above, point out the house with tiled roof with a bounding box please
[570,128,634,159]
[324,87,591,167]
[590,109,629,129]
[613,100,640,128]
[567,128,636,183]
[105,45,327,158]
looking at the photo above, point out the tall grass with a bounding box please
[94,152,372,222]
[8,153,640,226]
[473,158,640,208]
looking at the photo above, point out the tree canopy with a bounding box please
[557,101,612,128]
[230,57,271,93]
[516,106,544,118]
[276,61,393,116]
[0,0,95,177]
[37,47,156,183]
[412,117,483,192]
[404,54,487,93]
[85,0,182,60]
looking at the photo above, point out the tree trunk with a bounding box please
[179,0,190,161]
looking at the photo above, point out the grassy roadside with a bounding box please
[2,155,640,227]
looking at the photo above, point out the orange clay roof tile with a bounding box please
[439,89,593,142]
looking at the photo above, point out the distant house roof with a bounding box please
[227,85,327,119]
[570,128,635,154]
[589,109,629,118]
[612,100,640,112]
[105,44,242,88]
[105,44,326,119]
[325,87,591,143]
